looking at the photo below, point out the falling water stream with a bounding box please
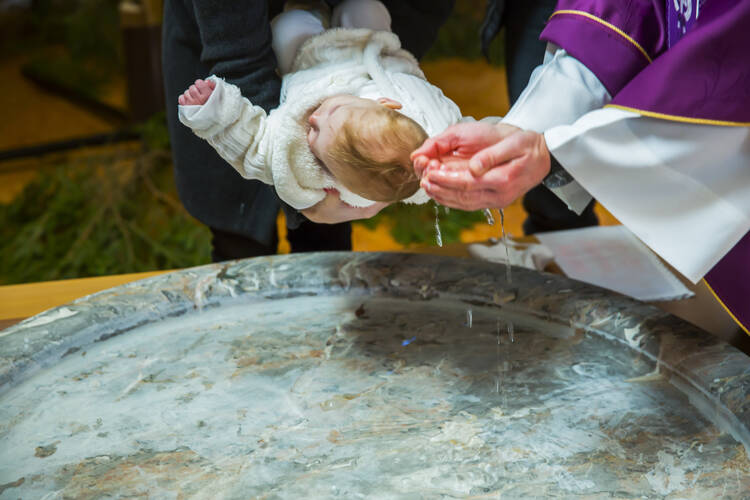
[499,209,512,285]
[443,207,514,399]
[483,208,512,285]
[482,208,495,226]
[484,209,514,403]
[434,202,443,247]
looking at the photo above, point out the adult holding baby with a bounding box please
[163,0,454,261]
[413,0,750,334]
[176,1,462,224]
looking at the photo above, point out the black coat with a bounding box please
[162,0,454,246]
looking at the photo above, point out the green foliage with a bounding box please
[0,151,211,285]
[8,0,122,97]
[423,0,505,65]
[138,112,171,152]
[62,0,121,71]
[0,0,503,285]
[22,53,110,101]
[359,202,485,246]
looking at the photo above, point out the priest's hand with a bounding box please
[411,122,520,178]
[301,189,389,224]
[414,127,552,211]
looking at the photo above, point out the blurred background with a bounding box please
[0,0,616,285]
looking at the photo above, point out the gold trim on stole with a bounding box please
[549,10,653,63]
[702,279,750,336]
[605,104,750,127]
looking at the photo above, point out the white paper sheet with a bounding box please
[536,225,694,302]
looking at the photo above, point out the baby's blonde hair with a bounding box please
[328,106,427,203]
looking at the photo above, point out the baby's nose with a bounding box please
[308,113,318,127]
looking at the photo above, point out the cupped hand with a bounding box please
[410,122,520,178]
[178,78,216,106]
[419,130,551,211]
[301,189,389,224]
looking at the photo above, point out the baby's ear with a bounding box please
[377,97,402,110]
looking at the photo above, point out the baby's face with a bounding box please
[307,95,402,179]
[307,94,379,176]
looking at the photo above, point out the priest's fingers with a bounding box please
[412,156,426,178]
[423,162,529,209]
[411,133,458,163]
[468,135,526,177]
[413,156,442,178]
[469,130,551,179]
[421,165,477,191]
[412,122,506,162]
[422,181,499,211]
[411,123,485,164]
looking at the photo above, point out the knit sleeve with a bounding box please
[179,76,273,185]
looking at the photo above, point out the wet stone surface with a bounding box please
[0,252,748,498]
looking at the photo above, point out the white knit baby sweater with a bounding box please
[178,28,462,209]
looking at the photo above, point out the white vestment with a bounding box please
[502,45,750,284]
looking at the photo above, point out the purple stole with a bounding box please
[540,0,750,333]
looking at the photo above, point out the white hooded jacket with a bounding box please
[178,28,462,209]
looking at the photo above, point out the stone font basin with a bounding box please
[1,252,748,498]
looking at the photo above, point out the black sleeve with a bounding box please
[543,153,576,189]
[190,0,281,112]
[281,202,307,230]
[381,0,456,59]
[189,0,299,226]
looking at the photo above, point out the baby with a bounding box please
[180,80,427,204]
[178,0,462,211]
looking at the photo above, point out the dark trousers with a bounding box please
[210,221,352,262]
[504,0,599,235]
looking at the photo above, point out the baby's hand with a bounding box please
[178,79,216,106]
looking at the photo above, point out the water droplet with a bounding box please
[495,319,501,394]
[483,208,495,225]
[507,321,514,343]
[434,203,443,247]
[500,209,512,284]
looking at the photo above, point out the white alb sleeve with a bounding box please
[545,108,750,283]
[178,75,273,185]
[500,45,612,214]
[502,44,611,132]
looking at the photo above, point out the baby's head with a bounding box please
[307,95,427,202]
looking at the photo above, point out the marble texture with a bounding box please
[0,252,748,498]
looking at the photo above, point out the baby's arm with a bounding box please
[179,79,216,106]
[178,76,273,184]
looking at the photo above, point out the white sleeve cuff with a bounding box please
[502,45,610,133]
[178,75,243,137]
[547,180,593,215]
